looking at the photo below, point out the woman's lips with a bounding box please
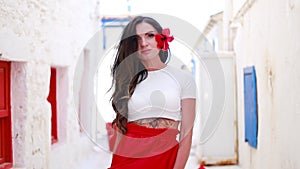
[141,49,152,54]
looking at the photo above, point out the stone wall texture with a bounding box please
[0,0,101,168]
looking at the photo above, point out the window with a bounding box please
[0,61,12,168]
[47,68,58,144]
[243,66,258,148]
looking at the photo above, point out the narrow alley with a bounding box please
[0,0,300,169]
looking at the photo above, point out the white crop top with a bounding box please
[127,65,197,122]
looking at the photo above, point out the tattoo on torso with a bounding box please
[130,118,179,129]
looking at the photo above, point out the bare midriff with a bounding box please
[130,118,179,129]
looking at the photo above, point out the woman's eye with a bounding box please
[147,33,155,38]
[132,35,141,41]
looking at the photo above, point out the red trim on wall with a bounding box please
[47,68,58,144]
[0,61,12,168]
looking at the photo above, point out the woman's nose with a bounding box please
[139,37,148,46]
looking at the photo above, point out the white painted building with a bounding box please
[0,1,106,168]
[234,0,300,168]
[195,0,300,168]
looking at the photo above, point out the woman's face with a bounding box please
[135,22,160,62]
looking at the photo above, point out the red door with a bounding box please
[47,68,58,144]
[0,61,12,168]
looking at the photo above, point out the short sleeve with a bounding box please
[181,74,197,99]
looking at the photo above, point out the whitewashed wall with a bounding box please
[234,0,300,168]
[0,0,102,168]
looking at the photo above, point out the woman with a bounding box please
[108,16,196,169]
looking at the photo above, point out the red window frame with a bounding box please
[47,68,58,144]
[0,61,13,169]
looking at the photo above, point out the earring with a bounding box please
[165,49,171,64]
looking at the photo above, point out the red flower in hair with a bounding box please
[155,28,174,51]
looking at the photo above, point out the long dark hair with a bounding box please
[110,16,168,134]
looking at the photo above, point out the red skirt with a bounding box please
[107,123,179,169]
